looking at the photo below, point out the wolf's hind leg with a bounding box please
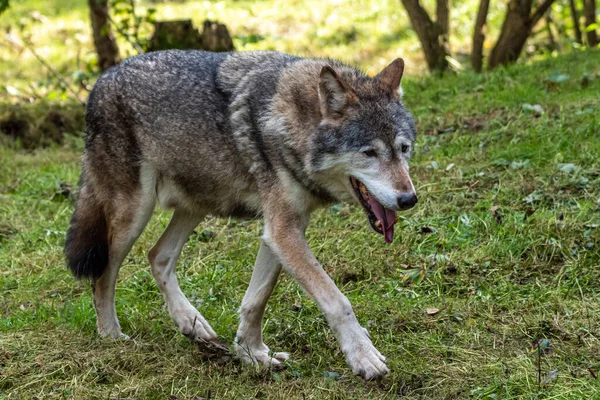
[235,241,289,367]
[93,189,155,339]
[149,209,217,342]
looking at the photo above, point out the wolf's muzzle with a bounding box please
[397,193,418,210]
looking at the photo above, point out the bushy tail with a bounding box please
[65,180,109,279]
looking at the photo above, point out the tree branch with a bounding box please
[530,0,556,27]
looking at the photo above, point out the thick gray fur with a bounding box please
[64,50,418,380]
[83,50,415,217]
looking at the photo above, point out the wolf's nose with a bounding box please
[397,193,418,210]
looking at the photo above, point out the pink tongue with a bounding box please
[368,196,397,244]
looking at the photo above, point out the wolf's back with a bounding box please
[65,50,311,278]
[64,51,277,278]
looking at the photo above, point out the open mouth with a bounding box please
[350,177,397,244]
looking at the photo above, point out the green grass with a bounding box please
[1,38,600,400]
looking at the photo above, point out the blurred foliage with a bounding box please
[0,10,96,104]
[109,0,157,53]
[0,0,597,108]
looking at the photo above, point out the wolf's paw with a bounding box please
[98,324,130,340]
[341,327,389,381]
[234,340,290,370]
[173,308,217,342]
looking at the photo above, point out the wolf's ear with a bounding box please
[319,66,357,119]
[375,58,405,98]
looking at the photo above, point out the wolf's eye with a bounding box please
[401,144,410,153]
[362,149,377,158]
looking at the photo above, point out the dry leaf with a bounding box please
[426,307,440,316]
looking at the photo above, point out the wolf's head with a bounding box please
[310,59,417,243]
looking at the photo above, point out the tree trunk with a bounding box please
[148,19,235,53]
[568,0,583,44]
[401,0,450,72]
[148,20,204,52]
[545,12,560,52]
[488,0,533,68]
[88,0,120,71]
[472,0,490,72]
[488,0,555,69]
[436,0,450,48]
[201,20,235,52]
[584,0,598,46]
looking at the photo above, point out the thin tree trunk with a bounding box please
[488,0,555,69]
[584,0,598,46]
[545,12,560,51]
[437,0,450,48]
[488,0,534,68]
[401,0,450,72]
[569,0,583,44]
[88,0,120,71]
[472,0,490,72]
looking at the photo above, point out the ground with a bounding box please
[1,49,599,399]
[1,0,600,396]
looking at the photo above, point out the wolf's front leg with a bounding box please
[235,241,290,368]
[263,199,389,381]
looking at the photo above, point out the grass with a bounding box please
[1,0,600,396]
[1,48,599,398]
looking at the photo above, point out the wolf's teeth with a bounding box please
[359,184,369,201]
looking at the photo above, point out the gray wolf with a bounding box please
[65,50,417,380]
